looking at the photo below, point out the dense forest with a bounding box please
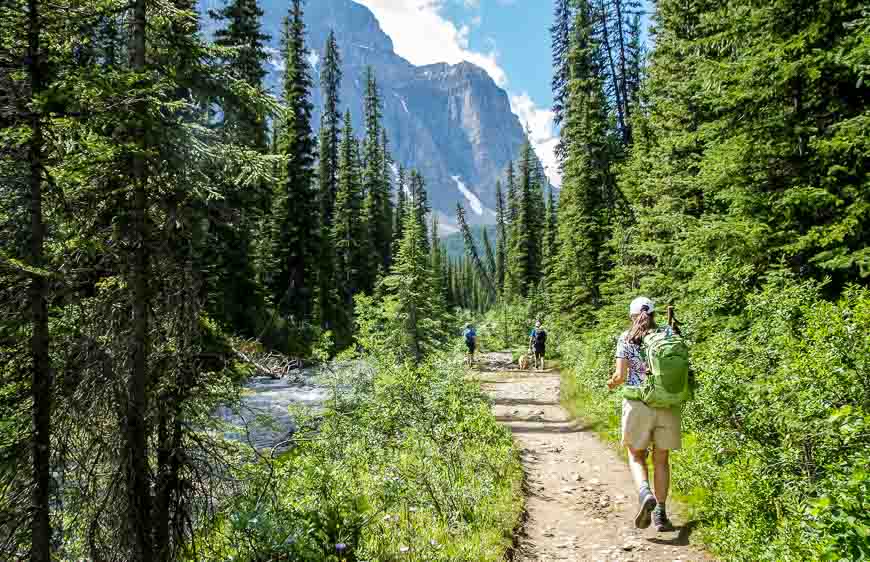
[2,0,868,559]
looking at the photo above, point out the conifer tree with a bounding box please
[551,0,573,163]
[544,184,559,276]
[551,0,614,321]
[482,227,497,280]
[506,160,518,224]
[333,111,367,336]
[507,141,545,297]
[210,0,270,148]
[381,129,394,269]
[319,30,342,225]
[495,180,508,292]
[456,204,497,296]
[393,165,407,255]
[361,68,391,287]
[430,214,448,302]
[207,0,271,334]
[264,0,318,324]
[316,29,342,329]
[20,0,52,556]
[409,169,431,253]
[384,198,441,363]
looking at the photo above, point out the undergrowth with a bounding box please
[193,350,524,561]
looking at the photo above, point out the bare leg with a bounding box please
[627,448,650,491]
[652,448,670,505]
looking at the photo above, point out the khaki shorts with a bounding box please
[621,399,682,451]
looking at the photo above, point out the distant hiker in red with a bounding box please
[607,297,690,533]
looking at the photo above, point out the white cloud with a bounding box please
[307,49,320,72]
[355,0,560,187]
[265,46,285,72]
[510,92,562,188]
[355,0,507,87]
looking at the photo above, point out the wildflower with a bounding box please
[400,546,410,553]
[336,543,347,552]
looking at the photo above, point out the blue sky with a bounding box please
[355,0,652,186]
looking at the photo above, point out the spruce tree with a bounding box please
[206,0,271,334]
[482,226,497,280]
[316,29,342,330]
[383,198,441,363]
[507,141,545,297]
[332,110,367,342]
[361,67,391,287]
[319,30,342,225]
[393,165,407,255]
[20,0,52,556]
[551,0,573,163]
[495,180,508,292]
[210,0,270,148]
[506,160,518,224]
[409,169,431,253]
[456,203,497,296]
[544,184,559,276]
[264,0,318,326]
[550,0,614,322]
[381,129,394,270]
[430,214,448,302]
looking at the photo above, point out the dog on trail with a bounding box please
[517,354,531,370]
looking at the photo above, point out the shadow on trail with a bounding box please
[647,520,701,547]
[491,398,561,406]
[494,417,572,424]
[504,422,594,434]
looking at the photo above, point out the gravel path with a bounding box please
[475,352,713,562]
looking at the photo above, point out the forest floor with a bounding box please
[473,351,713,562]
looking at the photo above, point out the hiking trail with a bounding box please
[475,351,713,562]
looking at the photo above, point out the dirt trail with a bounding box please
[475,352,712,562]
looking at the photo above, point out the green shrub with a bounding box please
[195,352,523,561]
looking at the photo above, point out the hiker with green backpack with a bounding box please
[607,297,691,533]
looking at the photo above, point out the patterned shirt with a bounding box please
[615,326,673,387]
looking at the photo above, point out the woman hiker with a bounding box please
[606,297,678,532]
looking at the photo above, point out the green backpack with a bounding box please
[624,330,691,408]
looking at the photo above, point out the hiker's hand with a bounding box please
[607,373,622,390]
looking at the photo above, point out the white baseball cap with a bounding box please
[629,296,655,316]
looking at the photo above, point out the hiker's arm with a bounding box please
[607,358,628,390]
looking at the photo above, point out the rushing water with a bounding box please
[214,371,329,450]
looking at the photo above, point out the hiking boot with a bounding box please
[634,489,657,529]
[653,506,676,532]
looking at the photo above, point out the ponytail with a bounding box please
[628,306,656,345]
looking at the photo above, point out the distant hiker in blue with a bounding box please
[528,320,547,370]
[463,323,477,364]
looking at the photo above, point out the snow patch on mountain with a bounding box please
[453,175,483,216]
[394,93,409,115]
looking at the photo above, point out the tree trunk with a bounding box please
[126,0,153,558]
[613,0,632,144]
[28,0,52,558]
[598,1,626,142]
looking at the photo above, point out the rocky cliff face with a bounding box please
[200,0,533,228]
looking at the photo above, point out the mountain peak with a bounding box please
[200,0,533,226]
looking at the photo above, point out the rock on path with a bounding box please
[474,352,713,562]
